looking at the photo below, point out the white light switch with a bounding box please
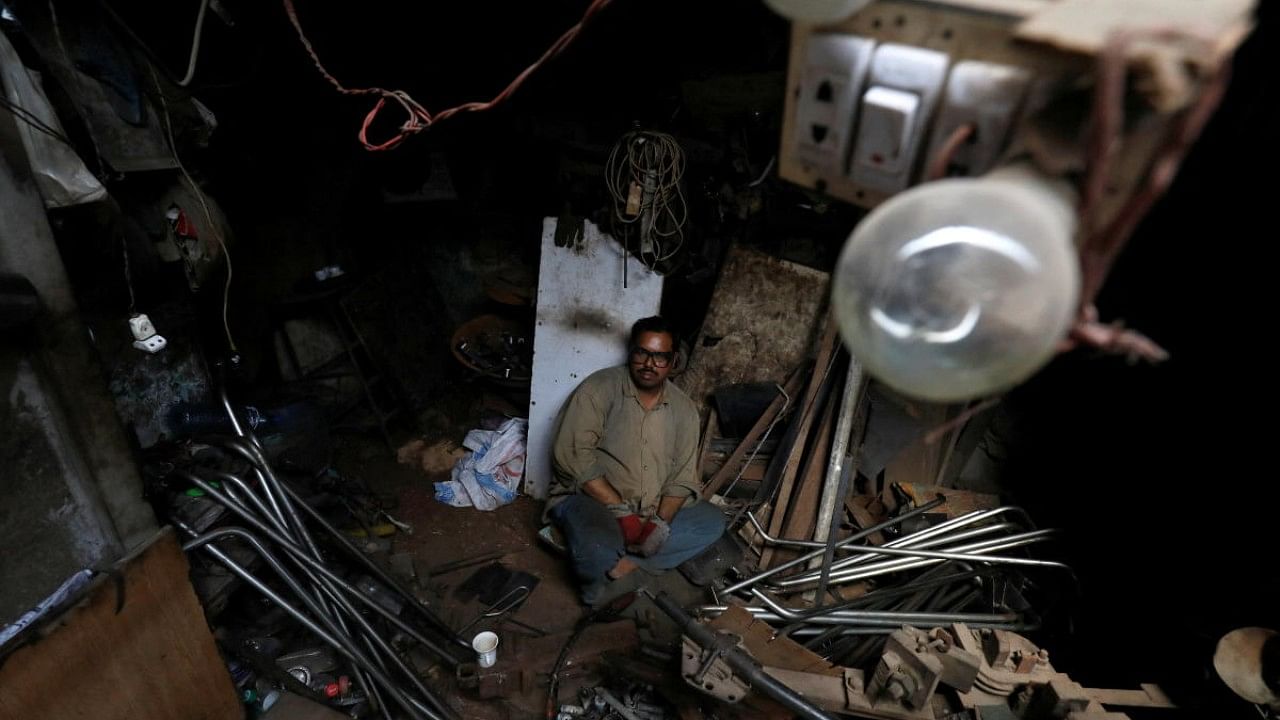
[850,44,949,194]
[793,35,876,174]
[852,86,919,174]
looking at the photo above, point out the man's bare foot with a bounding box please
[607,556,637,580]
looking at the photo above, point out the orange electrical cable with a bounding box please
[281,0,614,150]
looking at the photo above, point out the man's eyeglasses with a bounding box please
[630,347,674,368]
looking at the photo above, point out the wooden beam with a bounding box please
[696,407,718,481]
[773,386,839,565]
[760,317,840,569]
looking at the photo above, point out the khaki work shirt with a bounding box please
[547,365,700,519]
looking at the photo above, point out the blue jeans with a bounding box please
[550,494,726,604]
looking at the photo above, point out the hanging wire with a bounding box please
[147,64,238,354]
[605,128,687,271]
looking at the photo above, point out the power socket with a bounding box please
[128,313,166,354]
[129,313,157,341]
[132,335,168,354]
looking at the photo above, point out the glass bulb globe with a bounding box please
[832,165,1080,402]
[763,0,874,23]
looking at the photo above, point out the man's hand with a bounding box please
[606,503,646,545]
[632,516,671,557]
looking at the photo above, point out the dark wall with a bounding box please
[994,8,1277,715]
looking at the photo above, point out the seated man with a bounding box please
[546,316,726,605]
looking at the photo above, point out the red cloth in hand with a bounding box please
[617,513,646,546]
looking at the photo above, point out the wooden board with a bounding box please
[0,528,241,720]
[676,246,829,413]
[773,387,839,565]
[894,483,1000,519]
[760,320,839,569]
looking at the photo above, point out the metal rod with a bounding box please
[209,438,464,645]
[696,607,1028,629]
[799,535,1068,569]
[779,521,1026,586]
[197,469,289,534]
[812,355,864,549]
[181,531,440,720]
[723,494,947,595]
[814,451,853,607]
[179,471,464,667]
[191,471,401,713]
[796,569,989,618]
[185,526,455,719]
[646,590,836,720]
[773,529,1058,590]
[748,589,1018,624]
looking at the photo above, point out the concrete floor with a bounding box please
[334,437,712,719]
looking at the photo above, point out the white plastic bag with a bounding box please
[435,418,527,511]
[0,32,107,207]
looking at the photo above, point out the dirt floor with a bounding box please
[333,435,712,720]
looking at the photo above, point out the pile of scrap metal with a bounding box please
[147,386,467,720]
[555,682,675,720]
[651,589,1176,720]
[724,494,1064,657]
[638,488,1177,719]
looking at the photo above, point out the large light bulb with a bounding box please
[763,0,874,24]
[832,164,1080,402]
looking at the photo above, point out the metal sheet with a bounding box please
[524,218,663,499]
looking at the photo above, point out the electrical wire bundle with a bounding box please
[605,128,688,271]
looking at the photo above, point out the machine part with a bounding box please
[596,687,645,720]
[680,636,751,703]
[927,628,982,692]
[277,647,339,680]
[766,666,939,720]
[871,628,949,709]
[456,662,533,700]
[545,592,638,719]
[1019,675,1096,718]
[648,590,837,720]
[723,494,947,595]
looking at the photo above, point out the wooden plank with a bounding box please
[773,385,838,566]
[760,318,840,569]
[897,483,999,519]
[696,407,718,480]
[845,496,887,546]
[701,368,805,499]
[676,246,829,414]
[0,528,241,720]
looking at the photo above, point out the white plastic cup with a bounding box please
[472,631,499,668]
